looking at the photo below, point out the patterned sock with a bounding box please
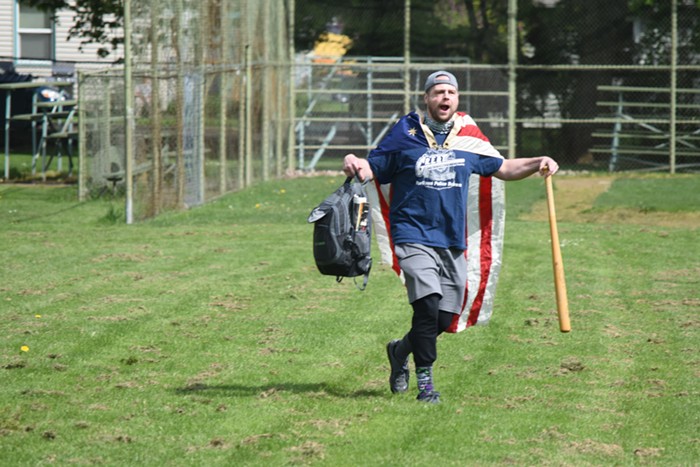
[416,366,434,395]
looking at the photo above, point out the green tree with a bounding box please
[517,0,699,162]
[295,0,508,61]
[629,0,700,71]
[412,0,508,61]
[517,1,635,161]
[295,0,406,56]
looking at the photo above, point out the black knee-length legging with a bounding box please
[408,293,454,367]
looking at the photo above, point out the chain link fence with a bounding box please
[295,58,510,171]
[295,0,700,174]
[79,0,292,219]
[77,0,699,221]
[513,1,700,173]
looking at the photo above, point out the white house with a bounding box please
[0,0,122,79]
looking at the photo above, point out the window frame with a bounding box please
[14,0,56,65]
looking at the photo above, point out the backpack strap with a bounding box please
[351,175,371,291]
[353,266,370,291]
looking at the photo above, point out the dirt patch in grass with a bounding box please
[287,440,326,461]
[521,176,700,228]
[568,438,624,457]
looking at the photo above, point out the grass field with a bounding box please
[1,173,698,465]
[2,151,77,183]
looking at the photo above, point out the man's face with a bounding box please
[424,83,459,123]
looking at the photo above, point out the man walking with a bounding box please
[343,71,559,403]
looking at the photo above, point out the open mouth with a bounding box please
[439,105,450,112]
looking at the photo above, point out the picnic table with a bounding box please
[1,80,75,179]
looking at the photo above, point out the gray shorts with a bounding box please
[394,243,467,314]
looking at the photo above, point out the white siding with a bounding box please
[1,0,122,78]
[54,6,123,70]
[0,0,15,62]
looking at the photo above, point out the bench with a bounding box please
[593,85,700,171]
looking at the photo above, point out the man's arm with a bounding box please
[494,156,559,181]
[343,154,375,182]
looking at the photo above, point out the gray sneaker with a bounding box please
[386,340,410,393]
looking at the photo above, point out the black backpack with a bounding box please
[307,176,372,290]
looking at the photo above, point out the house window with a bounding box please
[18,1,54,60]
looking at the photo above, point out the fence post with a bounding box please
[275,0,285,177]
[245,44,253,187]
[175,0,185,207]
[219,0,228,195]
[77,71,86,201]
[670,0,678,174]
[124,0,134,224]
[262,0,271,181]
[403,0,411,115]
[367,57,373,147]
[150,0,162,215]
[197,0,206,204]
[238,0,247,188]
[507,0,517,159]
[287,0,296,173]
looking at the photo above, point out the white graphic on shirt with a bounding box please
[415,148,465,190]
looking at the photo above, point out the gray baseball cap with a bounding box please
[424,70,459,92]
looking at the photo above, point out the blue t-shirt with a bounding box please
[368,112,503,250]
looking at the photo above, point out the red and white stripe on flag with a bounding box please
[366,175,505,333]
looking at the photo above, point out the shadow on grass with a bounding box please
[10,202,83,223]
[174,382,384,399]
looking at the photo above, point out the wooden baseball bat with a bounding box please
[545,173,571,332]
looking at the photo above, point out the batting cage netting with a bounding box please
[79,0,293,219]
[77,0,699,221]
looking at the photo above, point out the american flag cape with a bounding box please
[365,112,506,333]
